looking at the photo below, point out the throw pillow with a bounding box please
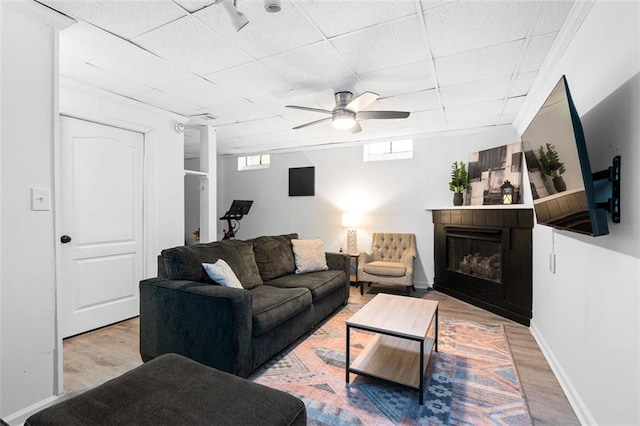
[198,241,263,289]
[291,238,329,274]
[202,259,243,289]
[247,234,298,281]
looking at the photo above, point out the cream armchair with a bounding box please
[357,233,416,296]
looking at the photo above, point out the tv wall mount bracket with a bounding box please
[592,155,621,223]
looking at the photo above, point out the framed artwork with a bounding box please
[465,142,524,205]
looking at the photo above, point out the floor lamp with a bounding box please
[342,213,361,254]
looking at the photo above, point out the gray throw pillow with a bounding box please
[247,234,298,281]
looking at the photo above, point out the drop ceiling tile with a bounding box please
[134,89,201,115]
[217,116,290,139]
[205,62,293,98]
[358,61,437,98]
[420,0,457,12]
[377,89,441,112]
[260,42,357,89]
[498,114,516,125]
[90,43,194,88]
[60,55,152,97]
[503,96,526,116]
[207,99,277,122]
[195,1,324,59]
[447,117,499,131]
[173,0,217,13]
[296,0,416,38]
[533,1,574,36]
[509,71,537,97]
[398,121,450,135]
[60,21,126,61]
[445,99,503,122]
[39,0,186,39]
[435,39,524,86]
[425,1,538,58]
[331,15,429,74]
[519,33,557,73]
[400,108,446,127]
[160,77,244,107]
[439,76,510,108]
[135,16,252,76]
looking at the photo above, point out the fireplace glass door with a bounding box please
[447,235,502,283]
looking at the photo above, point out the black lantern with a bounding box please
[500,180,514,205]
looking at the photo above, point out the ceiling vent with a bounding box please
[189,113,218,124]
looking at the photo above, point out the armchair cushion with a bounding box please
[363,261,407,277]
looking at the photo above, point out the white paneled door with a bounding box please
[60,116,144,338]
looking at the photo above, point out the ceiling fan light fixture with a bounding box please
[332,110,357,130]
[222,0,249,31]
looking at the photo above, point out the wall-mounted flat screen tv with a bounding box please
[522,76,609,236]
[289,166,315,196]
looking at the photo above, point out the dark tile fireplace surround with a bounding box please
[432,208,533,326]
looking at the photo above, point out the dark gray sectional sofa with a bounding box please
[139,233,350,378]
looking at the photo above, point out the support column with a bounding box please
[198,126,217,243]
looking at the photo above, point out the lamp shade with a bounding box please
[342,213,361,228]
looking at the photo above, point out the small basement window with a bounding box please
[363,139,413,162]
[238,154,270,171]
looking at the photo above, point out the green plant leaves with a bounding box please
[449,161,468,193]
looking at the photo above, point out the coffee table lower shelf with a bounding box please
[347,333,435,400]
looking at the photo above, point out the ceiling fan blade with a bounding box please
[356,110,410,120]
[285,105,332,114]
[349,122,362,134]
[345,92,379,112]
[292,117,332,129]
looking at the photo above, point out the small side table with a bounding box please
[346,252,359,286]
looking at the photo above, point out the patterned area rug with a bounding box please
[250,304,532,425]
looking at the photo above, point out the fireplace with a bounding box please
[432,208,533,326]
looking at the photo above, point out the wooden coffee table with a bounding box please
[345,293,438,404]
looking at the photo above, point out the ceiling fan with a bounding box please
[286,91,410,133]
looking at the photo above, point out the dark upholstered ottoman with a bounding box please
[25,353,306,426]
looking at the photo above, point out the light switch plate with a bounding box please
[31,187,51,211]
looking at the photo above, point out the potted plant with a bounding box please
[538,143,566,192]
[449,161,468,206]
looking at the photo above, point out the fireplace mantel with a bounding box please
[425,204,534,211]
[432,208,533,326]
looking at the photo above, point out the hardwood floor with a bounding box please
[64,286,579,425]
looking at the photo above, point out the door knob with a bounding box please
[61,235,72,244]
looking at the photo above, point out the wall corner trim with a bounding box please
[529,320,597,425]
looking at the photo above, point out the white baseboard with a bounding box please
[413,280,431,289]
[529,320,594,426]
[4,394,64,425]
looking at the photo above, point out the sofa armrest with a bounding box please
[139,278,253,377]
[325,252,350,304]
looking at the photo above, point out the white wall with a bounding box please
[0,5,185,418]
[218,125,519,287]
[0,2,71,419]
[515,2,640,424]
